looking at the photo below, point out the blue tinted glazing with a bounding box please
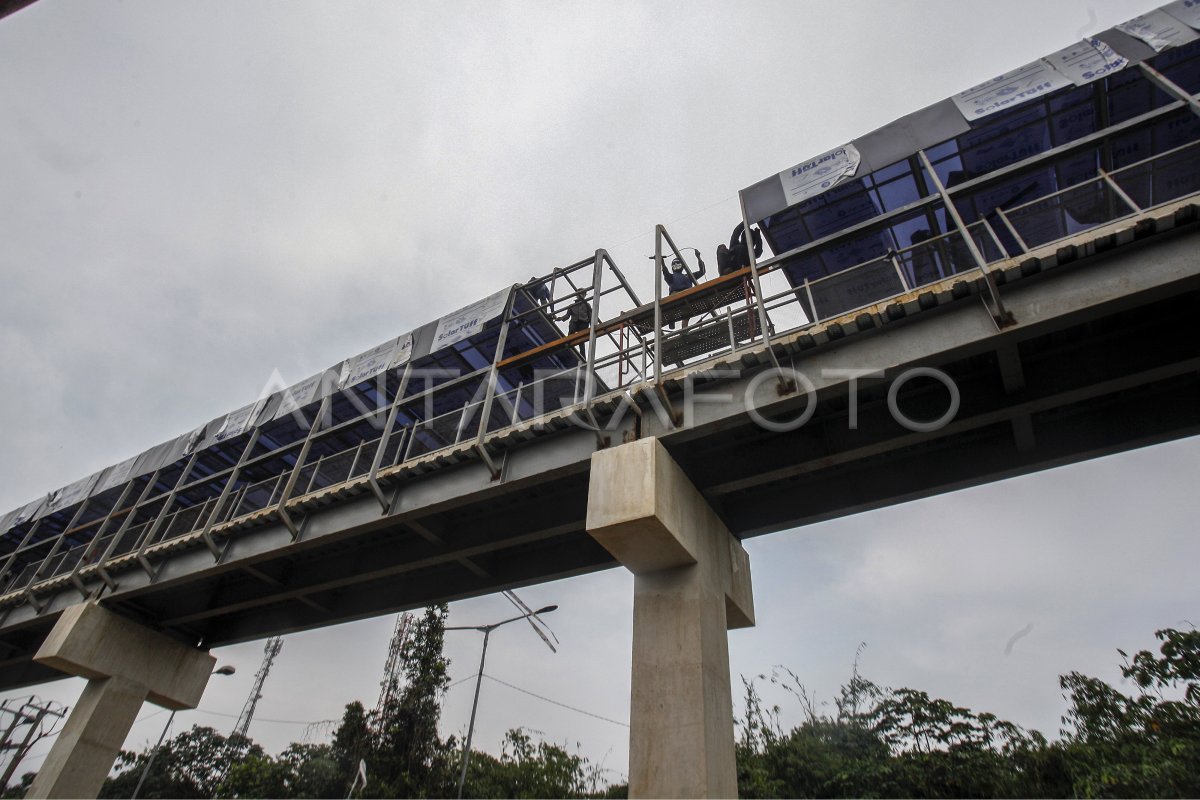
[763,38,1200,291]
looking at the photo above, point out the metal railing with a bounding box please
[3,109,1199,606]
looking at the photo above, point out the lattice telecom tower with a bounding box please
[233,636,283,740]
[376,612,414,714]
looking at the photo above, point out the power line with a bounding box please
[448,672,479,690]
[166,671,481,729]
[14,705,167,767]
[609,193,738,251]
[192,708,325,726]
[16,668,625,773]
[481,674,629,728]
[16,685,625,780]
[0,696,68,786]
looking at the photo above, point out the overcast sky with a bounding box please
[1,0,1196,787]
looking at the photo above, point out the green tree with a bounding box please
[101,725,262,798]
[735,628,1200,798]
[331,700,372,795]
[221,753,289,799]
[1059,627,1200,798]
[370,604,453,797]
[461,728,600,799]
[222,743,339,799]
[737,663,1052,798]
[279,743,342,798]
[83,604,624,799]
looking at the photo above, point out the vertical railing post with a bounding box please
[198,428,262,560]
[276,395,331,541]
[888,252,910,292]
[993,207,1029,254]
[402,422,419,463]
[26,496,91,589]
[737,190,787,383]
[584,251,605,406]
[920,149,1014,328]
[134,452,200,580]
[803,278,817,324]
[267,473,287,506]
[653,227,665,386]
[617,323,626,388]
[0,516,43,590]
[1137,62,1200,117]
[226,485,248,523]
[978,217,1008,261]
[171,497,212,543]
[1098,167,1141,214]
[368,362,413,512]
[512,382,525,424]
[95,467,162,581]
[347,440,367,480]
[305,455,325,495]
[474,288,519,477]
[70,479,137,596]
[454,402,472,443]
[918,150,991,271]
[390,425,409,467]
[138,453,198,551]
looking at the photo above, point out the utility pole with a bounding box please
[0,696,67,789]
[233,636,283,740]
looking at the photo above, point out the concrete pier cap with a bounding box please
[26,602,216,799]
[587,437,754,798]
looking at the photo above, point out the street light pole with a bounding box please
[457,627,491,800]
[448,604,557,800]
[131,708,176,800]
[132,664,235,799]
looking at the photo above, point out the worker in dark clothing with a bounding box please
[658,252,706,331]
[722,222,764,273]
[716,244,735,275]
[526,276,552,308]
[558,290,591,334]
[661,253,706,295]
[556,290,592,356]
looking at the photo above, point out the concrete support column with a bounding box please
[26,602,216,799]
[587,438,754,799]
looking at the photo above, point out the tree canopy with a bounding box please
[9,620,1191,798]
[736,628,1200,798]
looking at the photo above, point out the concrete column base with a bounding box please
[26,603,215,799]
[587,438,754,799]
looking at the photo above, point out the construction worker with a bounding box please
[526,276,552,308]
[661,253,706,295]
[721,222,763,273]
[557,290,591,335]
[555,290,592,358]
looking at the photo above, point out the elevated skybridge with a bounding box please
[1,18,1199,692]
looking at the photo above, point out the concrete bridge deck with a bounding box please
[0,199,1196,692]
